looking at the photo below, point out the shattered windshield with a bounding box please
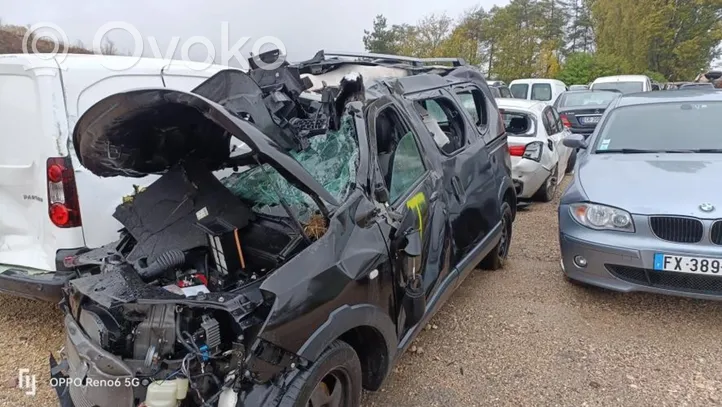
[221,114,358,219]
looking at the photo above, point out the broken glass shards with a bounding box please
[221,114,359,219]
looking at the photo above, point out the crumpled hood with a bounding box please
[72,75,338,207]
[578,154,722,216]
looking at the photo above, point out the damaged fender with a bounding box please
[246,190,397,388]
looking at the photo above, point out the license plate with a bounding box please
[653,253,722,275]
[580,116,601,124]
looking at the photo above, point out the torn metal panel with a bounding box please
[191,68,311,151]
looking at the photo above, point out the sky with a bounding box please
[0,0,509,64]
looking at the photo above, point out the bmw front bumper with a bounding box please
[559,205,722,300]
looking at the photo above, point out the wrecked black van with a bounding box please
[52,51,516,407]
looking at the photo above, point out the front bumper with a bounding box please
[55,313,293,407]
[559,207,722,300]
[511,157,550,199]
[58,314,136,407]
[0,268,75,302]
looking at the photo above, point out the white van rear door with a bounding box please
[0,59,85,273]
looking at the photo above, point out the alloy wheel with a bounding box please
[498,213,510,259]
[307,369,350,407]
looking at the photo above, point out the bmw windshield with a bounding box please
[594,101,722,153]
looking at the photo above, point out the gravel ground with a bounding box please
[2,178,722,406]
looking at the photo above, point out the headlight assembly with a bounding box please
[569,203,635,232]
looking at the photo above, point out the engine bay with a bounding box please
[72,161,310,296]
[64,161,310,406]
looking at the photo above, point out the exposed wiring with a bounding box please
[233,228,246,270]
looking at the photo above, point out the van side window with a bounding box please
[416,98,467,154]
[454,87,488,128]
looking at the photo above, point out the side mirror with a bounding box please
[563,134,588,149]
[374,182,390,204]
[400,228,422,257]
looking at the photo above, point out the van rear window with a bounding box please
[531,83,552,101]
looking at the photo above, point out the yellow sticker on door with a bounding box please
[406,192,427,239]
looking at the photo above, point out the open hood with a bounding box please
[72,72,339,207]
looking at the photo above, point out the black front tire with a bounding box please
[280,340,362,407]
[480,201,513,270]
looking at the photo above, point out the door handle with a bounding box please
[430,191,440,202]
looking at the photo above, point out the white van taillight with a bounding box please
[46,157,82,228]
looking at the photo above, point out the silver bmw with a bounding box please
[559,89,722,300]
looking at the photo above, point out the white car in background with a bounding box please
[590,75,653,93]
[509,78,568,105]
[497,98,574,202]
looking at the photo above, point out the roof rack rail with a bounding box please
[321,50,467,67]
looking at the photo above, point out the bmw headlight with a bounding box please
[569,203,635,232]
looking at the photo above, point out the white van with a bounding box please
[509,78,568,105]
[0,54,238,301]
[589,75,652,94]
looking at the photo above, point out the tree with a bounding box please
[591,0,722,81]
[391,24,421,56]
[362,0,720,82]
[100,39,119,55]
[415,13,454,57]
[566,0,595,53]
[362,15,400,54]
[556,52,595,84]
[438,8,490,67]
[485,0,542,81]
